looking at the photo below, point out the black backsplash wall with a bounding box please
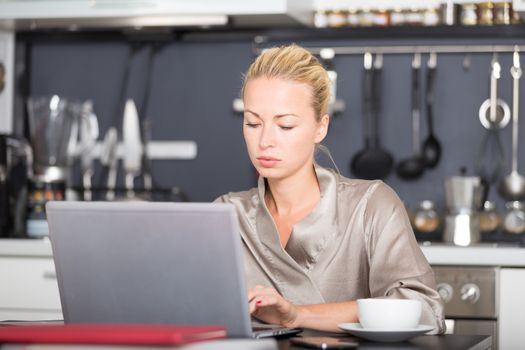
[20,31,525,215]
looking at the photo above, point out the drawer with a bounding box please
[0,257,61,311]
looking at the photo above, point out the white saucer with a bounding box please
[338,323,434,342]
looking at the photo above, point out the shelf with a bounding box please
[13,24,525,44]
[181,24,525,43]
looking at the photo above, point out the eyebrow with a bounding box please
[244,109,300,119]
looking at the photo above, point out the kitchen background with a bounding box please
[1,0,525,243]
[2,2,525,348]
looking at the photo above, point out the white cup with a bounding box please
[357,298,422,330]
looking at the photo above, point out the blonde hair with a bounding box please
[241,44,331,121]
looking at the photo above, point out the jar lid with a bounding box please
[505,201,524,210]
[483,200,496,211]
[419,200,436,210]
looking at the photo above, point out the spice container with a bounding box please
[412,200,441,234]
[494,2,511,25]
[314,10,329,28]
[502,201,525,234]
[440,0,460,25]
[461,4,478,25]
[373,9,390,26]
[511,4,522,24]
[405,8,424,26]
[480,201,501,233]
[327,9,348,28]
[359,8,374,26]
[347,9,360,27]
[390,8,406,26]
[478,2,494,25]
[423,7,440,26]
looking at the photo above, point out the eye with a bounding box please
[245,123,260,128]
[279,126,294,130]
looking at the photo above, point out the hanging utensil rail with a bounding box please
[253,40,525,56]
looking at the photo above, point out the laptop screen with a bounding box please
[46,201,253,338]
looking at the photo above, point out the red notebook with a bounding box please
[0,324,226,346]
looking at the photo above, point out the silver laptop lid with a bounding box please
[46,201,252,338]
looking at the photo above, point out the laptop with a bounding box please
[45,201,302,339]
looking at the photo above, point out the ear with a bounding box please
[314,114,330,143]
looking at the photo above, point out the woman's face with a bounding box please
[243,76,329,180]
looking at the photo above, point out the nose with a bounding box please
[259,125,275,149]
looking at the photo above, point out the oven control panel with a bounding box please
[432,266,498,319]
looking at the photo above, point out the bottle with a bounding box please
[412,200,441,234]
[480,201,501,233]
[502,201,525,234]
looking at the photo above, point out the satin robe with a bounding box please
[215,166,445,334]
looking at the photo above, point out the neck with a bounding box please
[265,164,320,216]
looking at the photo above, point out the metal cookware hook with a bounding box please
[478,52,510,130]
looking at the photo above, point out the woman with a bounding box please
[215,44,445,334]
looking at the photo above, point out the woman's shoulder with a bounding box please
[332,170,394,197]
[329,170,402,212]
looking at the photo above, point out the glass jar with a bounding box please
[511,4,522,24]
[423,7,440,26]
[412,200,441,233]
[502,201,525,234]
[390,8,406,26]
[494,2,511,25]
[405,8,424,26]
[347,9,360,27]
[314,10,329,28]
[478,2,494,25]
[461,4,478,25]
[327,9,348,28]
[480,201,501,233]
[373,9,390,26]
[359,8,374,26]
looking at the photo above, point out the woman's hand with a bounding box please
[247,285,300,328]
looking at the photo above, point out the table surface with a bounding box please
[278,333,492,350]
[0,323,492,350]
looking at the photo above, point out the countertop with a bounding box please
[419,242,525,267]
[1,238,525,267]
[0,238,53,257]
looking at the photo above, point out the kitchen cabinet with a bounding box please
[422,244,525,350]
[499,268,525,350]
[0,0,313,30]
[0,240,62,321]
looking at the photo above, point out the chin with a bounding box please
[254,167,283,180]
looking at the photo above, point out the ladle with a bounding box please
[397,53,426,180]
[422,52,442,169]
[351,53,393,179]
[498,48,525,200]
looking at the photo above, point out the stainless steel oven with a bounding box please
[432,266,498,349]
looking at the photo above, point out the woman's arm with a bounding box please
[248,285,358,332]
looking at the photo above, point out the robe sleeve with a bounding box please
[363,182,446,334]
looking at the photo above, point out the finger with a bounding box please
[249,298,263,313]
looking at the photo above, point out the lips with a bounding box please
[256,156,280,168]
